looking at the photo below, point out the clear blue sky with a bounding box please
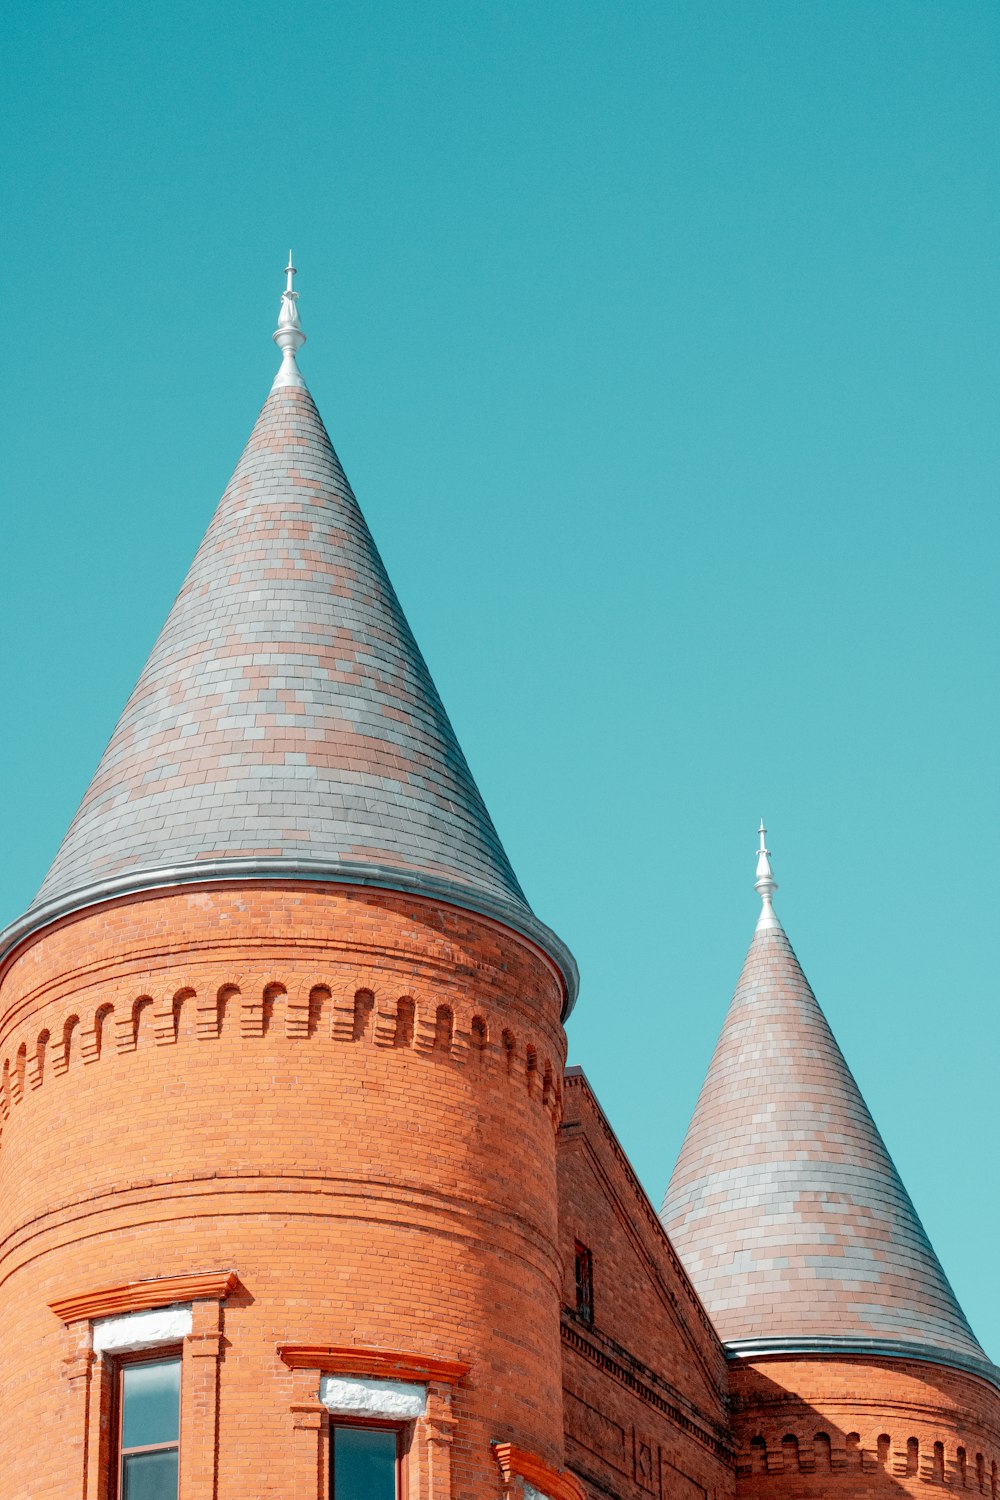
[3,1,998,1355]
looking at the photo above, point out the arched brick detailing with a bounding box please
[731,1356,1000,1500]
[0,881,569,1498]
[0,926,564,1154]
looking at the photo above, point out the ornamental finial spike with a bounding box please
[271,251,307,391]
[754,819,780,931]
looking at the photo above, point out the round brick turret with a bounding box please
[662,833,1000,1500]
[0,884,570,1498]
[0,273,580,1500]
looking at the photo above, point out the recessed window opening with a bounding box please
[330,1424,399,1499]
[94,1005,115,1059]
[434,1004,453,1052]
[352,989,374,1041]
[116,1353,181,1500]
[907,1438,920,1477]
[393,997,414,1047]
[782,1435,800,1474]
[574,1241,593,1325]
[750,1437,767,1475]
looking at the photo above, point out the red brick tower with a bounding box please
[661,828,1000,1500]
[0,265,580,1500]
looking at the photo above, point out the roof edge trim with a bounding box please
[725,1336,1000,1393]
[1,857,579,1016]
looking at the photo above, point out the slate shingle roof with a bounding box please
[15,380,576,1007]
[661,917,987,1370]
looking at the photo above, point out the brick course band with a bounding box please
[0,964,564,1146]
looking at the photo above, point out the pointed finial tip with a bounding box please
[753,818,780,930]
[272,251,307,390]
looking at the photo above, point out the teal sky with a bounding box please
[3,2,998,1355]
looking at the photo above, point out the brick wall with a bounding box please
[556,1070,736,1500]
[0,883,570,1500]
[730,1356,1000,1500]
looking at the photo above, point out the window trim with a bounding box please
[51,1270,233,1500]
[112,1345,184,1500]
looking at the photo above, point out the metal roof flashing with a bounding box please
[725,1336,1000,1395]
[0,859,579,1018]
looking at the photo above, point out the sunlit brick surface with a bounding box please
[0,885,569,1499]
[661,924,985,1363]
[34,385,528,927]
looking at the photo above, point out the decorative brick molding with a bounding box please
[278,1343,470,1384]
[51,1268,237,1500]
[493,1441,587,1500]
[50,1269,238,1324]
[561,1317,733,1461]
[730,1357,1000,1500]
[1,976,563,1149]
[280,1343,467,1500]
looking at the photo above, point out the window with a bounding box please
[574,1241,594,1325]
[116,1354,181,1500]
[330,1425,399,1499]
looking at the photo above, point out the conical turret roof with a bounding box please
[661,829,989,1376]
[3,265,576,1008]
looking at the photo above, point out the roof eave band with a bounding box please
[725,1335,1000,1394]
[0,858,580,1018]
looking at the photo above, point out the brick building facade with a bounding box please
[0,268,995,1500]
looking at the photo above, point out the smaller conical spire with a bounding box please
[271,251,307,391]
[754,819,780,931]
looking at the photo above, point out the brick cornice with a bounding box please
[50,1270,238,1324]
[561,1317,735,1462]
[277,1344,470,1384]
[492,1441,586,1500]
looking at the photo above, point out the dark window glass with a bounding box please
[332,1426,397,1499]
[574,1241,594,1324]
[122,1449,179,1500]
[119,1357,180,1500]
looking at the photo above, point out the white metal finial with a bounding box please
[754,819,780,931]
[271,252,307,391]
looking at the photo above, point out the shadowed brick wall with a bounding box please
[557,1070,735,1500]
[730,1358,1000,1500]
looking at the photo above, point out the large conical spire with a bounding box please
[4,263,577,1008]
[661,828,989,1375]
